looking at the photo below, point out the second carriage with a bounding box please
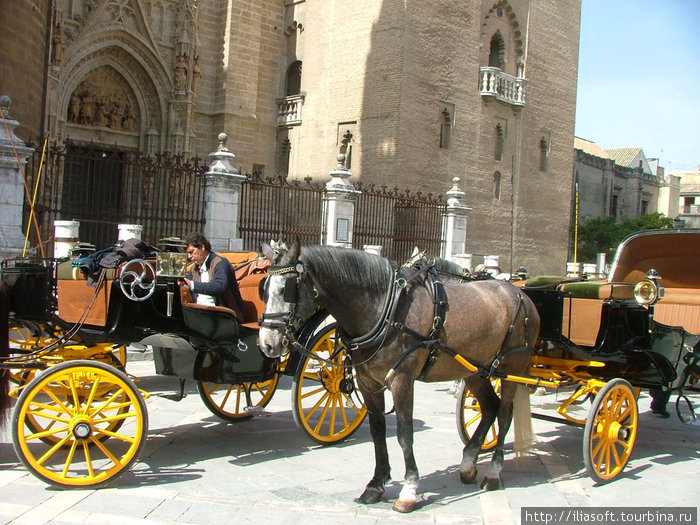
[1,239,367,488]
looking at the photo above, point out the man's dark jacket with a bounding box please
[188,252,245,319]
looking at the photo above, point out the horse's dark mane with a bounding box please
[431,258,466,280]
[300,245,392,291]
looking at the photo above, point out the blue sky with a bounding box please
[575,0,700,172]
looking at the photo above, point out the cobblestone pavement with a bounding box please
[1,356,698,525]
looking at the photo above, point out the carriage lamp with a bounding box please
[633,269,665,306]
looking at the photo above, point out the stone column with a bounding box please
[323,154,359,248]
[0,96,34,260]
[440,177,471,262]
[203,133,246,252]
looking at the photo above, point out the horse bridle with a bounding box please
[258,262,310,336]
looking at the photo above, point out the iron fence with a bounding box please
[19,143,444,260]
[22,142,206,253]
[353,182,445,262]
[239,172,325,251]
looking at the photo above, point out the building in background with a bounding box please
[0,0,581,275]
[669,168,700,229]
[573,137,680,226]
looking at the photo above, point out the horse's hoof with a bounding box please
[393,498,417,513]
[358,487,384,505]
[460,468,477,484]
[480,476,501,491]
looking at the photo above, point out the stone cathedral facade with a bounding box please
[0,0,581,274]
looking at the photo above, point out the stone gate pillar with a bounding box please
[323,154,359,248]
[441,177,471,262]
[0,96,34,260]
[203,133,246,252]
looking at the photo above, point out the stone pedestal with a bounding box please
[441,177,471,261]
[0,96,34,260]
[203,133,246,252]
[323,154,359,248]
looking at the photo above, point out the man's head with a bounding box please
[185,232,211,266]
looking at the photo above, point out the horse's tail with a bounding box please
[512,383,534,457]
[0,280,11,426]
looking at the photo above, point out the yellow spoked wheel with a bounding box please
[197,374,280,422]
[12,360,147,488]
[456,377,501,451]
[292,324,367,444]
[583,378,638,483]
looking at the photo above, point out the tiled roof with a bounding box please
[574,137,611,159]
[605,147,643,167]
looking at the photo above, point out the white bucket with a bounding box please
[484,255,500,269]
[363,245,382,256]
[452,253,473,271]
[54,220,79,259]
[118,223,143,241]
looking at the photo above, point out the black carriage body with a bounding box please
[1,253,281,387]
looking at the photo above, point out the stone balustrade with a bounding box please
[479,67,526,106]
[276,94,305,126]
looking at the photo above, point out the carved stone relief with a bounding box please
[66,66,139,132]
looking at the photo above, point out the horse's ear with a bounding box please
[260,241,273,261]
[279,236,301,265]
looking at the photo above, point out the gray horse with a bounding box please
[258,241,539,513]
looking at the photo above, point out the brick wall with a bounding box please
[0,0,49,142]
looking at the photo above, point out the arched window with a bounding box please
[493,171,501,200]
[539,137,549,172]
[494,123,504,161]
[286,60,302,96]
[489,31,505,69]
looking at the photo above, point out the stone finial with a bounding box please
[217,132,229,152]
[446,177,465,204]
[0,95,11,117]
[327,153,358,193]
[206,131,241,178]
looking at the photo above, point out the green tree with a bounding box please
[575,213,674,263]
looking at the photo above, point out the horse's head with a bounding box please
[258,239,317,357]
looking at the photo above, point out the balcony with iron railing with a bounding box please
[479,67,526,106]
[276,94,305,127]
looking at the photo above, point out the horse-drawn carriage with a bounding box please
[2,228,698,512]
[0,240,366,488]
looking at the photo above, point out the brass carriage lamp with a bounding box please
[633,269,665,306]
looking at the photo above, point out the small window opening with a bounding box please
[494,123,504,161]
[493,171,501,200]
[539,137,549,172]
[440,108,452,149]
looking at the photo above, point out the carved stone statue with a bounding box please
[52,23,64,65]
[79,93,94,125]
[174,54,188,91]
[68,93,81,123]
[123,105,136,131]
[192,56,202,93]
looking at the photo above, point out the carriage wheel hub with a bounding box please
[70,416,93,440]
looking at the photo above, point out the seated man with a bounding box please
[179,232,245,319]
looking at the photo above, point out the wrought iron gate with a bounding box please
[23,143,206,252]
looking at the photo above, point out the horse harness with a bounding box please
[380,260,532,384]
[261,257,532,387]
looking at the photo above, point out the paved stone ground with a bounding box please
[1,356,698,525]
